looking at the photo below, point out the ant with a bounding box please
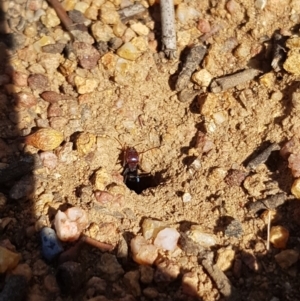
[115,138,159,184]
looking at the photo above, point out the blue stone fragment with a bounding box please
[40,227,64,261]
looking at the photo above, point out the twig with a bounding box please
[246,143,280,170]
[80,234,114,252]
[202,259,238,301]
[160,0,177,59]
[267,210,271,251]
[176,45,207,91]
[210,68,260,93]
[118,3,147,21]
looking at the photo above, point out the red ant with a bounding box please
[115,138,159,183]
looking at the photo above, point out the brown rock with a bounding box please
[123,270,141,297]
[274,249,299,269]
[73,42,100,69]
[154,259,180,283]
[182,272,198,297]
[47,103,62,117]
[13,92,37,109]
[139,265,154,284]
[11,71,28,86]
[28,74,50,90]
[40,91,62,103]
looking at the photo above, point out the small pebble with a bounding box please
[270,225,289,248]
[141,218,165,240]
[73,42,100,69]
[291,178,300,198]
[182,192,192,203]
[28,73,50,91]
[216,247,235,271]
[153,228,180,251]
[0,246,21,273]
[130,22,149,36]
[274,249,299,269]
[131,236,158,265]
[40,227,64,261]
[0,275,28,301]
[56,261,83,295]
[225,219,243,238]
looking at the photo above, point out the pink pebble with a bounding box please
[154,228,180,251]
[54,207,88,242]
[288,154,300,177]
[197,19,211,33]
[39,151,58,170]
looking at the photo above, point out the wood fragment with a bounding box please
[246,143,280,170]
[202,259,238,301]
[80,234,114,252]
[118,3,147,21]
[176,45,207,91]
[267,210,271,251]
[248,192,286,213]
[160,0,177,59]
[210,68,260,93]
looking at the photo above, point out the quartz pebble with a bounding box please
[186,229,216,247]
[153,228,180,251]
[116,42,140,61]
[74,76,99,94]
[274,249,299,269]
[0,246,21,273]
[131,236,158,265]
[130,22,149,36]
[91,22,114,42]
[192,69,212,87]
[54,207,89,241]
[142,218,166,240]
[40,227,64,261]
[270,225,289,249]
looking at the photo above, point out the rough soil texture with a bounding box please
[1,0,300,300]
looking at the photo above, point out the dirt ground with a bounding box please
[1,0,300,300]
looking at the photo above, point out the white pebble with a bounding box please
[182,192,192,203]
[154,228,180,251]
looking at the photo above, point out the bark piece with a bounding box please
[160,0,177,59]
[246,143,280,170]
[202,259,238,301]
[210,68,260,93]
[176,45,207,91]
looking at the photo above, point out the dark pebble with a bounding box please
[56,261,83,295]
[68,10,88,24]
[40,227,64,261]
[42,43,66,54]
[0,275,27,301]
